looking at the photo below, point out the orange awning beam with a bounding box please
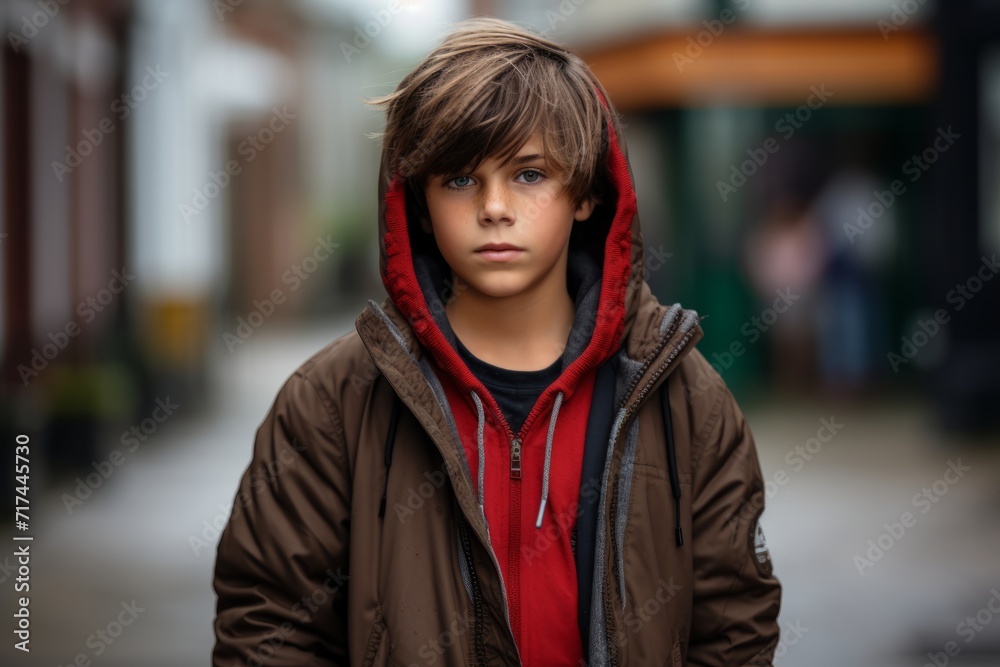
[580,27,939,109]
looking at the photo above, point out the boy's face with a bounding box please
[422,134,595,303]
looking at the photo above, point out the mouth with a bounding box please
[474,243,525,262]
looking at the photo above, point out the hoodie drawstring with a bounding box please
[469,389,565,531]
[469,391,487,519]
[536,391,564,528]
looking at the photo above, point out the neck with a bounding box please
[444,268,575,372]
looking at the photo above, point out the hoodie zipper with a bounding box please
[452,390,529,665]
[482,394,545,654]
[510,436,522,479]
[497,412,524,649]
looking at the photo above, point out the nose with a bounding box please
[478,180,513,226]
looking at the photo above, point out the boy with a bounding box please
[213,17,781,667]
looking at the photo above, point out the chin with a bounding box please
[478,286,525,300]
[466,278,528,300]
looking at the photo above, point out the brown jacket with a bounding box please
[212,105,782,666]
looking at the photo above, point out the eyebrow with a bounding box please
[509,153,544,166]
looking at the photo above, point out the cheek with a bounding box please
[534,204,576,243]
[426,207,471,257]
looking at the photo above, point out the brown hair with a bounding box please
[365,17,616,209]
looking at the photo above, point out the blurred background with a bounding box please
[1,0,999,664]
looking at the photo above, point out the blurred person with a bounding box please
[744,194,828,391]
[810,166,897,395]
[212,18,780,666]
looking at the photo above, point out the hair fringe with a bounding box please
[364,17,617,208]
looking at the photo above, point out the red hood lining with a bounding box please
[380,93,637,432]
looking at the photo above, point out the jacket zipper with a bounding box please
[602,318,698,666]
[459,515,488,667]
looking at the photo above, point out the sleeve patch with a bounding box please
[753,522,773,577]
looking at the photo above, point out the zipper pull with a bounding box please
[510,437,522,479]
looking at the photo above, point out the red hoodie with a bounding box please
[378,94,637,665]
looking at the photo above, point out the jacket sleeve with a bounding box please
[212,370,352,666]
[686,375,782,666]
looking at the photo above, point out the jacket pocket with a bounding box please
[361,606,388,667]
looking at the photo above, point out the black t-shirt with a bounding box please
[454,335,563,435]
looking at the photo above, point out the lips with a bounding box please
[474,243,525,262]
[475,243,524,252]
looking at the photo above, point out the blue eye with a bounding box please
[519,170,543,184]
[448,175,472,188]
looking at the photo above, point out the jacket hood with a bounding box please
[375,91,655,426]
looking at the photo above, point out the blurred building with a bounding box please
[0,0,404,475]
[496,0,1000,431]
